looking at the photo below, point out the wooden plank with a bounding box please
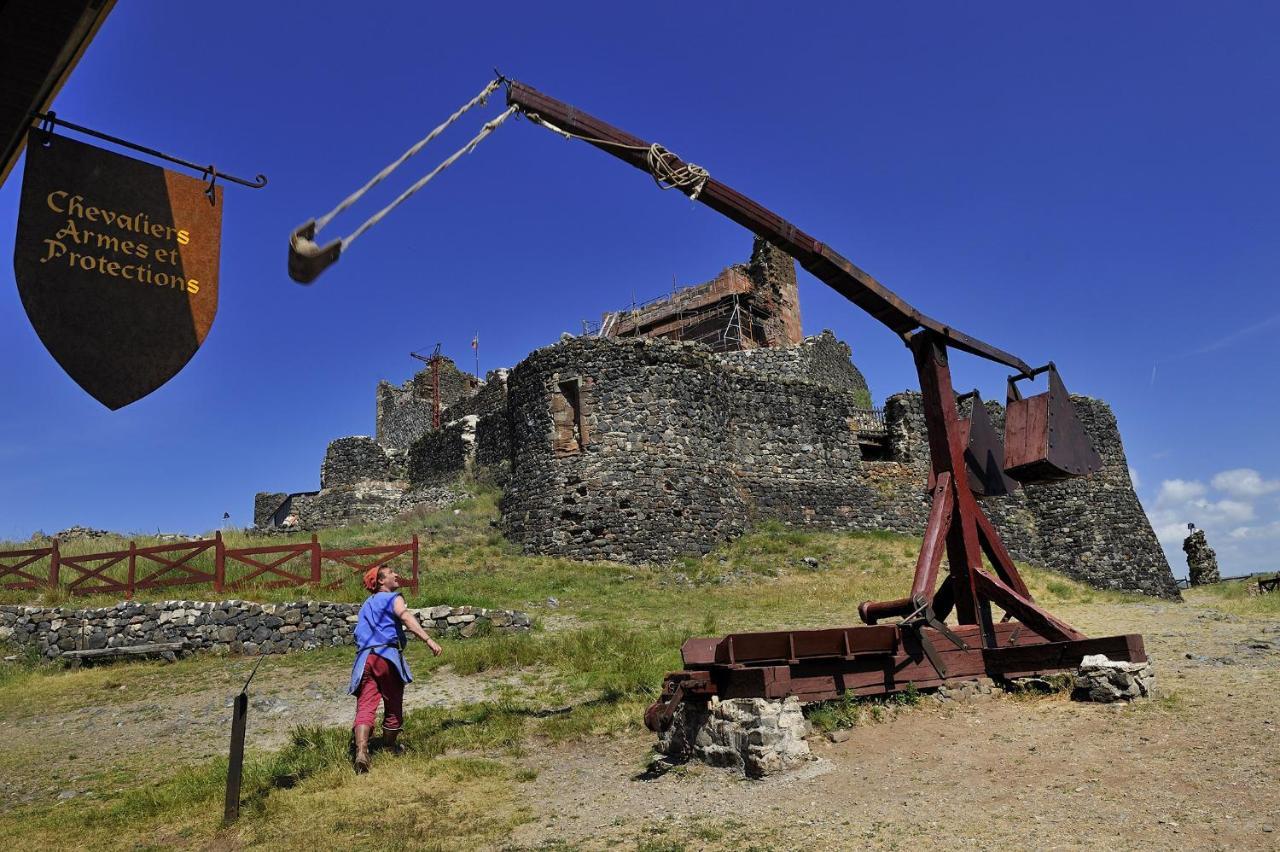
[984,634,1146,679]
[62,642,183,659]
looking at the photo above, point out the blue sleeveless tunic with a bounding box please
[347,591,413,694]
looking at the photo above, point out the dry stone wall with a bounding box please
[0,600,530,660]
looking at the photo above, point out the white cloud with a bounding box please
[1210,468,1280,499]
[1208,499,1255,523]
[1128,467,1141,489]
[1227,521,1280,542]
[1148,472,1280,578]
[1156,479,1206,505]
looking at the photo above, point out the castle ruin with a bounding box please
[255,239,1179,599]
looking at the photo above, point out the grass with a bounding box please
[0,487,1225,849]
[0,622,685,850]
[804,683,924,732]
[1183,575,1280,617]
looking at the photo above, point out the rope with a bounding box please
[293,104,517,258]
[343,106,517,249]
[523,112,710,201]
[313,79,500,234]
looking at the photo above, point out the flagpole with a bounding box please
[474,332,479,379]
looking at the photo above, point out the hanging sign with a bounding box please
[13,130,221,409]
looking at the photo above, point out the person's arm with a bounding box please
[394,595,442,656]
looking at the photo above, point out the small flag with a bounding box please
[471,334,478,350]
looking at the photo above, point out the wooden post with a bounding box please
[310,534,321,585]
[223,691,249,824]
[126,541,136,600]
[411,535,419,591]
[49,538,60,589]
[214,531,225,594]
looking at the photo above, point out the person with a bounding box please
[348,564,441,773]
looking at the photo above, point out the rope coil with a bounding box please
[523,112,710,201]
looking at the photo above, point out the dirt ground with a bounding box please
[502,600,1280,851]
[0,657,525,809]
[2,598,1277,849]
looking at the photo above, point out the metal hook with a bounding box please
[203,165,219,206]
[38,111,56,147]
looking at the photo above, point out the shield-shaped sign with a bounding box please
[13,130,221,409]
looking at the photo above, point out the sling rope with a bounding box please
[293,80,710,263]
[522,112,711,201]
[294,79,510,256]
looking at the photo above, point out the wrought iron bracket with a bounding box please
[31,111,267,193]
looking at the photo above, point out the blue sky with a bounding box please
[2,2,1278,580]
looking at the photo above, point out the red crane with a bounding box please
[409,344,443,430]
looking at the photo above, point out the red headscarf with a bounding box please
[362,566,381,593]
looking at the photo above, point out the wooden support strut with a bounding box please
[856,330,1085,648]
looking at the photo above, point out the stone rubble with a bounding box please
[1073,654,1156,702]
[1183,528,1221,586]
[655,696,813,778]
[0,599,529,661]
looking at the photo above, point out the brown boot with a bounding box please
[353,724,373,773]
[382,728,405,756]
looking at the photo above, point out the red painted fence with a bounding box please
[0,532,418,598]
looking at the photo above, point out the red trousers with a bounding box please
[353,653,404,730]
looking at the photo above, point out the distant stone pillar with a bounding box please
[1183,528,1221,586]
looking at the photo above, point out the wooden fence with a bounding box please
[0,532,418,598]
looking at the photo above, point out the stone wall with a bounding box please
[500,336,909,562]
[496,335,1177,598]
[0,600,530,660]
[254,492,290,528]
[474,410,513,481]
[745,238,803,348]
[285,483,460,529]
[879,392,1177,598]
[408,417,475,485]
[375,379,436,451]
[375,357,480,450]
[321,436,405,488]
[1015,397,1178,598]
[439,370,508,422]
[716,330,871,407]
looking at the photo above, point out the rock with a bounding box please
[1073,654,1155,703]
[826,729,851,743]
[1183,529,1221,586]
[656,696,812,778]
